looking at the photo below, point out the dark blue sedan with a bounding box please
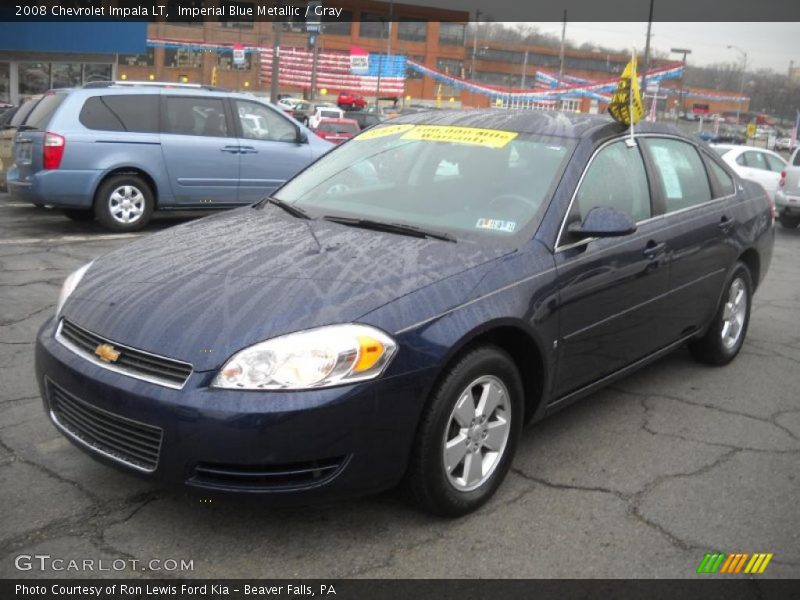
[35,110,774,516]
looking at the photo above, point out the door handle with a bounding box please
[220,146,241,154]
[239,146,258,154]
[643,240,667,259]
[718,215,734,233]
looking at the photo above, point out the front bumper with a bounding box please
[35,317,434,501]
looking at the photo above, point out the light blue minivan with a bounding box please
[7,82,332,231]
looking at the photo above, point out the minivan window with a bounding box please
[570,140,652,229]
[164,97,229,137]
[234,100,296,142]
[79,95,159,132]
[645,138,712,213]
[9,98,41,127]
[24,93,67,130]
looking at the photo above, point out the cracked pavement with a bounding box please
[0,194,798,579]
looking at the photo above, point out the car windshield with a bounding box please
[274,123,576,244]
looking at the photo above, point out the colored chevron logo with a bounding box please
[696,552,773,574]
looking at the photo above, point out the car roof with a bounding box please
[389,109,685,140]
[319,118,358,124]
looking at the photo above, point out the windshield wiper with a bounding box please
[323,216,456,243]
[257,196,310,220]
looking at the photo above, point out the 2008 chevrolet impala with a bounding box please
[35,111,773,516]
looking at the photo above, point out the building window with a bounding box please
[168,0,202,24]
[19,62,51,96]
[358,13,386,39]
[119,50,155,67]
[0,62,9,103]
[323,10,352,36]
[218,1,254,28]
[439,22,465,46]
[215,50,252,70]
[406,55,424,79]
[436,58,463,77]
[82,64,113,84]
[397,19,427,42]
[164,49,204,69]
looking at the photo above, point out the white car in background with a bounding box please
[711,144,787,201]
[277,97,302,111]
[308,106,344,129]
[775,147,800,229]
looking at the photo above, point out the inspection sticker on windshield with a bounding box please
[476,218,516,233]
[401,126,518,148]
[356,124,416,140]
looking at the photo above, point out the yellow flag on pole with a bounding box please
[608,54,644,126]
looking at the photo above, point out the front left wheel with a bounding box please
[405,346,524,517]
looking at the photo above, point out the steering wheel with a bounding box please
[326,183,351,195]
[488,193,539,211]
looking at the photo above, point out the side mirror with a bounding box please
[296,128,308,144]
[567,206,637,238]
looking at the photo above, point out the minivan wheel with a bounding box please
[62,209,95,222]
[94,175,154,232]
[405,346,524,517]
[689,262,753,366]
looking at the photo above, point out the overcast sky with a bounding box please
[510,22,799,71]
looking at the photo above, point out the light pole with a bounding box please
[727,44,748,124]
[374,0,394,109]
[470,10,482,80]
[520,49,529,88]
[670,47,692,121]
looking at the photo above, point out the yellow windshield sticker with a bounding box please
[400,125,518,148]
[356,124,416,141]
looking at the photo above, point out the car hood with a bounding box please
[62,208,510,371]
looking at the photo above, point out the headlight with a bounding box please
[212,324,398,390]
[56,262,93,316]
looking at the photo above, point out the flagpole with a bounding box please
[630,47,635,145]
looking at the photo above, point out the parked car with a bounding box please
[291,101,339,126]
[774,137,796,152]
[308,105,345,129]
[36,111,773,516]
[337,91,366,111]
[343,110,384,131]
[775,147,800,228]
[0,98,41,192]
[6,83,332,231]
[277,96,302,112]
[312,118,360,144]
[711,144,787,201]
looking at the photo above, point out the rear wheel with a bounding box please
[405,346,524,517]
[689,262,752,365]
[94,175,154,232]
[778,213,800,229]
[62,209,94,222]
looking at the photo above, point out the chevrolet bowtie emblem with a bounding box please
[94,343,120,363]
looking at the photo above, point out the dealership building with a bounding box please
[0,0,749,115]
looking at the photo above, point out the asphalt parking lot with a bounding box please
[0,194,798,579]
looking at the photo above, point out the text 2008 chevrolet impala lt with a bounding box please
[35,111,773,516]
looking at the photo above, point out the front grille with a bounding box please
[190,457,346,491]
[48,380,163,472]
[57,319,192,389]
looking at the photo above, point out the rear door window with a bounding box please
[164,96,230,137]
[644,138,712,213]
[23,93,66,130]
[706,159,736,197]
[79,95,159,132]
[763,153,785,173]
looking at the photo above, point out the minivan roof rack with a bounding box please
[83,81,228,92]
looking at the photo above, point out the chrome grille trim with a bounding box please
[47,379,163,473]
[55,319,193,390]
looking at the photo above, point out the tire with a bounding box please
[778,213,800,229]
[62,209,95,222]
[689,262,753,366]
[405,346,524,517]
[93,175,154,232]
